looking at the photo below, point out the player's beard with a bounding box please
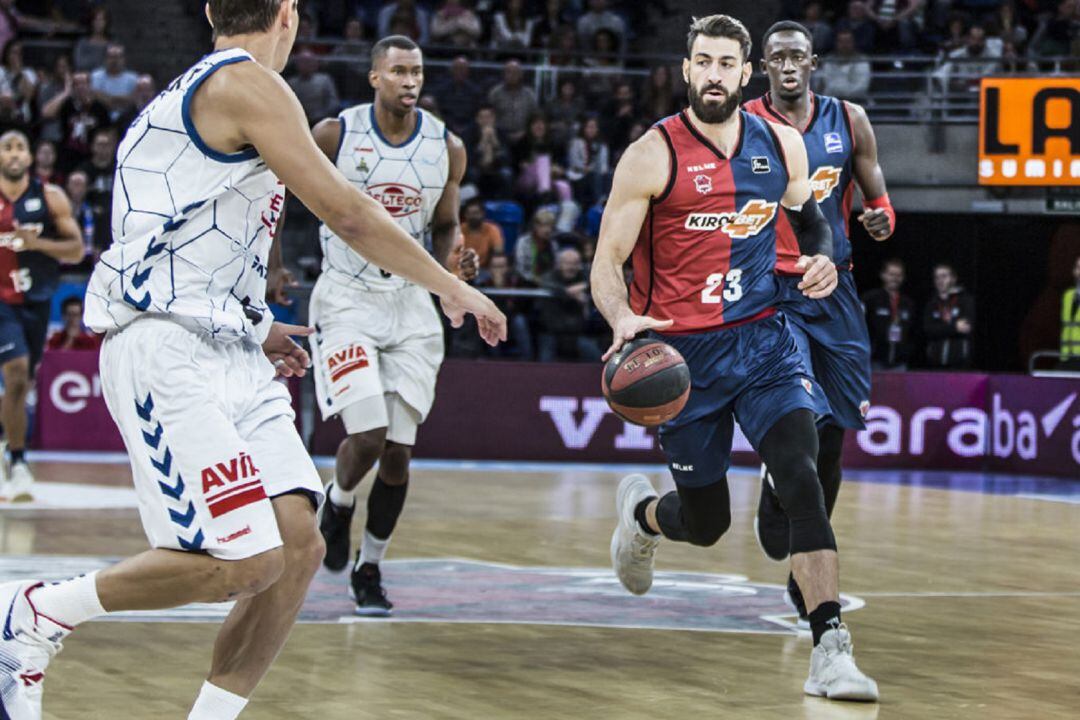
[688,82,742,125]
[0,163,27,182]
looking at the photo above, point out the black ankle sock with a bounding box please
[9,449,24,465]
[633,497,659,535]
[809,601,842,645]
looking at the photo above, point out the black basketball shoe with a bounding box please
[350,560,393,617]
[754,464,790,562]
[785,573,810,629]
[318,484,355,571]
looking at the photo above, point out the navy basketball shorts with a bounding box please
[776,271,872,430]
[0,300,52,374]
[656,312,829,488]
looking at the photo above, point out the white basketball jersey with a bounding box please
[85,48,283,343]
[320,104,448,292]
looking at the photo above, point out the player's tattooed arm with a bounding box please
[591,130,673,360]
[774,123,837,300]
[846,102,894,241]
[430,133,470,275]
[15,184,85,263]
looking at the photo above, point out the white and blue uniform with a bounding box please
[85,48,322,561]
[310,104,449,444]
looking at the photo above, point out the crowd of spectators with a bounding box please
[3,0,1076,365]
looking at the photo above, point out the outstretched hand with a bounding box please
[440,283,507,347]
[262,322,314,377]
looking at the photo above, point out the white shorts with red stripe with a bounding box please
[100,317,324,561]
[309,276,443,441]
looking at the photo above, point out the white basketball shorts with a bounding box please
[99,317,324,561]
[309,277,444,445]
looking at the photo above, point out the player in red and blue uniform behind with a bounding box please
[591,15,878,701]
[745,22,895,624]
[0,130,84,501]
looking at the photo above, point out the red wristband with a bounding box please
[864,194,896,234]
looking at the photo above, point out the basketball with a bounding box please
[601,339,691,426]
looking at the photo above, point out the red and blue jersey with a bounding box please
[0,178,60,305]
[630,110,789,334]
[744,93,855,274]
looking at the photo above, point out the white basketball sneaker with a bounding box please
[804,625,879,702]
[6,463,34,503]
[0,581,65,719]
[611,474,661,595]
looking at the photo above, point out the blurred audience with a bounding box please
[863,258,917,370]
[1060,256,1080,370]
[923,263,975,369]
[537,247,601,361]
[818,29,872,101]
[288,47,340,125]
[460,197,505,269]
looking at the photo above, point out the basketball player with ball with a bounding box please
[591,15,878,701]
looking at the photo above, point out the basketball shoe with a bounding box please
[319,482,355,571]
[0,581,66,719]
[804,625,879,702]
[611,474,660,595]
[754,464,789,562]
[350,560,392,617]
[6,463,35,503]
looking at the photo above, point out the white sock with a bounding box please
[328,478,356,508]
[26,571,105,635]
[357,529,390,568]
[188,681,248,720]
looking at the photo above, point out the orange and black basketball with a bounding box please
[601,338,691,427]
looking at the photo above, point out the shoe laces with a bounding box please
[15,622,62,659]
[630,532,659,560]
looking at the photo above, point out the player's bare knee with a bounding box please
[2,358,30,397]
[336,428,387,488]
[379,442,411,486]
[286,522,326,575]
[218,547,285,599]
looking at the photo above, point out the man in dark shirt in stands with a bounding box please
[862,258,915,370]
[923,263,975,369]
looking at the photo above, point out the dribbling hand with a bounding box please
[262,322,314,378]
[796,254,838,299]
[604,313,673,361]
[440,283,507,347]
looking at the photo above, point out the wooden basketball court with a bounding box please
[3,457,1078,719]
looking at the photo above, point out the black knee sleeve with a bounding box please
[760,410,837,554]
[366,476,408,540]
[817,424,845,518]
[655,481,731,547]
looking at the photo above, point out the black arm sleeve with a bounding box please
[782,196,833,259]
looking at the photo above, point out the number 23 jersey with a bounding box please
[630,110,789,334]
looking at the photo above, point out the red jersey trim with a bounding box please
[661,307,777,336]
[763,92,820,134]
[840,100,856,153]
[678,110,745,161]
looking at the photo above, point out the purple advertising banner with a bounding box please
[33,351,304,453]
[313,362,1079,478]
[34,351,125,452]
[35,352,1079,478]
